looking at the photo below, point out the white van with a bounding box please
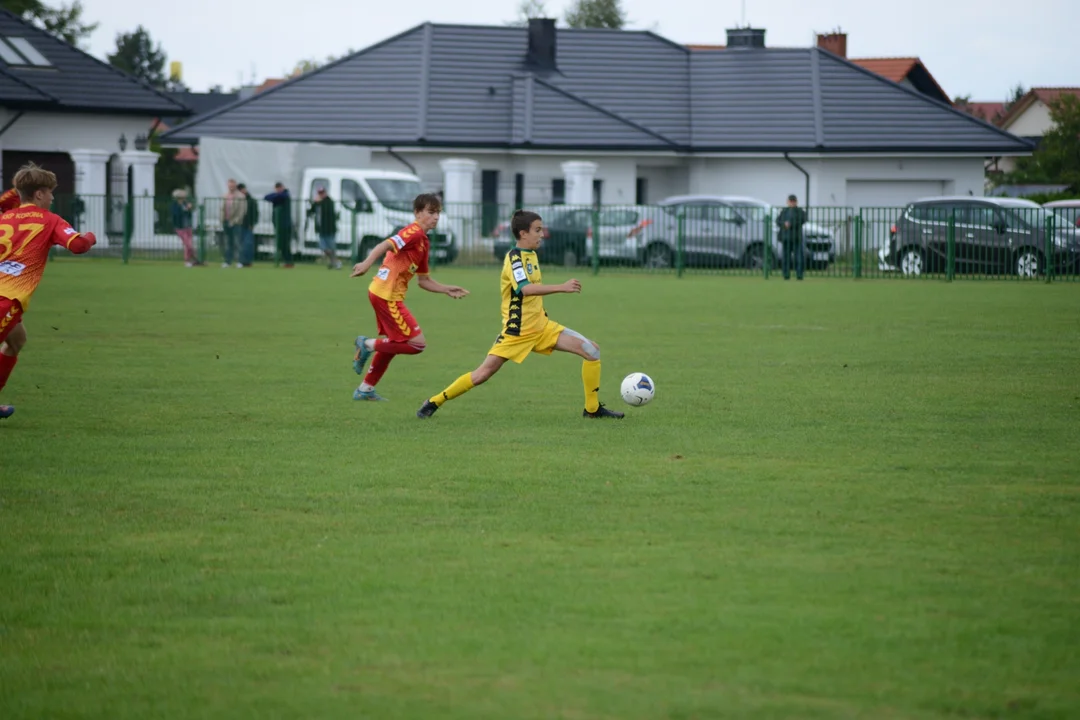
[265,168,457,263]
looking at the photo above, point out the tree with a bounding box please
[1001,95,1080,192]
[1,0,97,48]
[1003,83,1027,114]
[564,0,626,29]
[506,0,549,26]
[107,26,168,89]
[287,49,356,77]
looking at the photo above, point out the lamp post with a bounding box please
[134,133,148,152]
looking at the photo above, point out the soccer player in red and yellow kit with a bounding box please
[348,193,468,401]
[0,163,97,419]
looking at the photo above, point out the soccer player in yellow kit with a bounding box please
[417,209,623,420]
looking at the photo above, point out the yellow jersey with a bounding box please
[500,247,547,336]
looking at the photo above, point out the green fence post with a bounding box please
[122,201,133,264]
[763,211,772,279]
[853,212,863,279]
[197,203,207,265]
[591,207,600,276]
[1045,214,1054,284]
[676,211,685,278]
[946,212,956,282]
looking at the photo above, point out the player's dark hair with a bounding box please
[414,193,442,213]
[14,162,57,201]
[511,209,542,241]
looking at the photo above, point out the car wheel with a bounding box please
[1015,248,1044,278]
[899,246,924,277]
[563,248,579,267]
[642,243,673,269]
[742,243,771,270]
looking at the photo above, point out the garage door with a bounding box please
[845,180,947,209]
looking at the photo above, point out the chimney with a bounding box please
[816,31,847,58]
[527,18,557,71]
[725,28,766,49]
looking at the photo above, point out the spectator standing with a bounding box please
[171,188,200,267]
[237,183,258,267]
[264,182,294,268]
[220,178,246,268]
[776,194,808,281]
[308,187,341,269]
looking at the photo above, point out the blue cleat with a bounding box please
[0,405,13,419]
[353,387,387,402]
[353,335,372,375]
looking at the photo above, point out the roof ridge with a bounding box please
[816,48,1033,148]
[532,77,680,147]
[0,7,189,114]
[164,23,430,140]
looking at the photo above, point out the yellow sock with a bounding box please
[431,372,474,406]
[582,360,601,413]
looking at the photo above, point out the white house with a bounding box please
[0,9,189,245]
[162,21,1031,220]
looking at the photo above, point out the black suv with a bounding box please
[881,197,1080,277]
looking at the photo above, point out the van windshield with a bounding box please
[367,179,423,211]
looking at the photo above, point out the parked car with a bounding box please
[878,196,1080,277]
[630,195,836,270]
[720,196,837,270]
[491,206,591,265]
[1044,199,1080,229]
[583,205,665,265]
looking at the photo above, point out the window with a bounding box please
[592,179,603,208]
[0,39,24,65]
[967,206,997,228]
[635,178,647,205]
[367,178,422,211]
[341,179,371,212]
[599,209,639,226]
[912,203,953,223]
[6,37,51,66]
[551,178,565,205]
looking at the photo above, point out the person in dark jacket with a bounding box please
[307,186,341,269]
[237,183,258,267]
[776,194,808,280]
[264,182,294,268]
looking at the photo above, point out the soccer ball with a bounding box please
[620,372,655,406]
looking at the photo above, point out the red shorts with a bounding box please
[368,291,421,343]
[0,297,23,345]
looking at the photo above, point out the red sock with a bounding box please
[374,338,422,356]
[0,352,17,392]
[363,352,394,387]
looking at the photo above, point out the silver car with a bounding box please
[629,195,836,270]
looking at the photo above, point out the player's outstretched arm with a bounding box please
[350,240,394,277]
[521,279,580,296]
[417,274,469,299]
[65,232,97,254]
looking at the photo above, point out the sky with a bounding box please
[82,0,1077,101]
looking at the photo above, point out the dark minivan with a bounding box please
[881,196,1080,277]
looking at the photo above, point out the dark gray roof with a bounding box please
[0,9,188,116]
[161,22,1031,155]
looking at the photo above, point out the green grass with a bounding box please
[2,260,1079,719]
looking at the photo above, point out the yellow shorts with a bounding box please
[487,319,566,364]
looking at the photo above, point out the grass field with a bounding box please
[2,260,1079,719]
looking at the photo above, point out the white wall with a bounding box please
[687,155,984,207]
[0,110,154,154]
[370,149,642,207]
[814,157,983,205]
[1006,101,1054,138]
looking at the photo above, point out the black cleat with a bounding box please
[583,403,624,419]
[416,400,439,419]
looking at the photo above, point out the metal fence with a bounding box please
[48,195,1080,282]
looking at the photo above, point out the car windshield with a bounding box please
[367,179,422,211]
